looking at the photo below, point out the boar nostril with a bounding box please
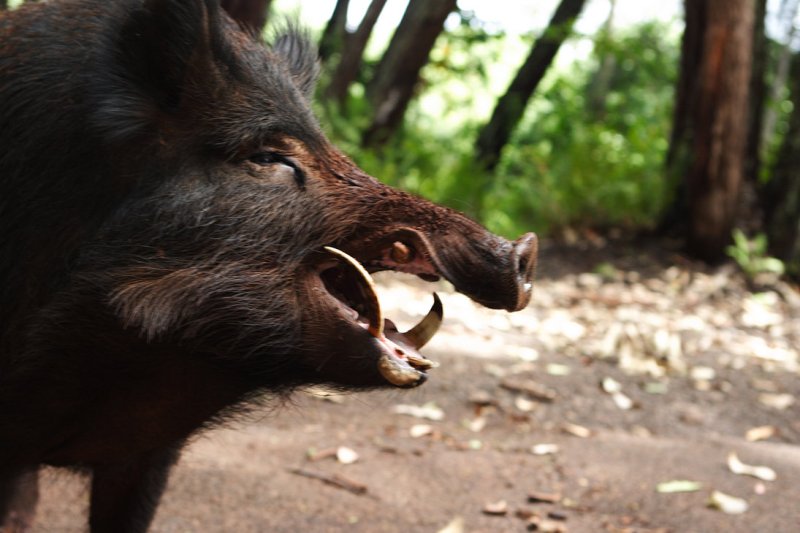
[513,232,538,286]
[517,250,529,277]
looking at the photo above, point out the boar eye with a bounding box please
[248,152,306,189]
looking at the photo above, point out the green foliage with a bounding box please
[320,21,680,240]
[491,22,678,236]
[759,39,797,183]
[725,229,786,280]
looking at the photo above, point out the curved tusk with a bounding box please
[378,354,424,387]
[402,293,443,349]
[323,246,383,338]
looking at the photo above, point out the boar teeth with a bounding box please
[406,352,439,370]
[323,246,439,388]
[323,246,383,338]
[402,293,443,349]
[377,351,424,387]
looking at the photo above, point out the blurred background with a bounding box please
[7,0,797,277]
[264,0,798,279]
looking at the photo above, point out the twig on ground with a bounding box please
[287,467,370,496]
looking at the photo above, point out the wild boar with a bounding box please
[0,0,537,531]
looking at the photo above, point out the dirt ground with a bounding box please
[31,239,800,532]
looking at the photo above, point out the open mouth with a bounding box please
[319,244,443,388]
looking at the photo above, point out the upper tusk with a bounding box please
[323,246,384,338]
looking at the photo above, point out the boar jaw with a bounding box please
[317,247,441,388]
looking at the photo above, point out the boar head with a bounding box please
[48,0,537,393]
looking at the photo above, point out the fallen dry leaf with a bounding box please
[562,422,592,438]
[393,402,445,421]
[515,508,537,520]
[758,393,795,410]
[547,510,568,521]
[546,363,571,376]
[708,490,748,514]
[601,377,622,393]
[690,366,716,381]
[436,516,464,533]
[506,345,540,361]
[528,516,569,532]
[482,500,508,516]
[336,446,359,465]
[466,417,487,433]
[530,443,560,456]
[656,480,703,493]
[515,396,538,412]
[727,452,776,481]
[467,439,482,450]
[611,391,634,410]
[643,381,669,394]
[468,390,495,406]
[528,491,562,504]
[409,424,434,438]
[745,425,777,442]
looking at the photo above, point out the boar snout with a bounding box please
[462,230,538,312]
[425,226,537,314]
[511,232,538,311]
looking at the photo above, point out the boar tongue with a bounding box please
[323,247,441,387]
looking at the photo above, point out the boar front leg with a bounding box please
[89,444,183,533]
[0,468,39,533]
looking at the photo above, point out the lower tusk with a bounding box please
[406,352,439,370]
[378,353,423,387]
[402,293,443,349]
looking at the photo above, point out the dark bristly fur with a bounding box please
[0,1,537,531]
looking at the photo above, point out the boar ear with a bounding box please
[137,0,232,108]
[96,0,233,139]
[220,0,269,35]
[272,29,320,99]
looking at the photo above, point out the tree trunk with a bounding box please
[319,0,350,63]
[745,0,766,183]
[663,0,756,262]
[586,0,617,120]
[737,0,768,233]
[474,0,588,171]
[220,0,272,35]
[325,0,388,105]
[764,52,800,276]
[362,0,457,147]
[659,1,706,237]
